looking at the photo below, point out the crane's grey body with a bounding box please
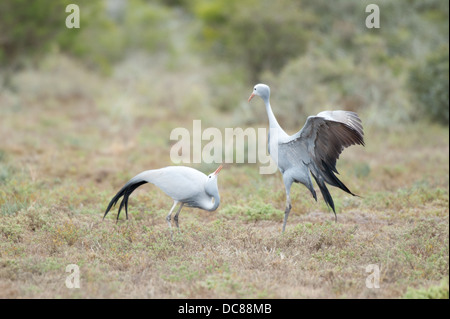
[104,165,222,237]
[249,84,364,232]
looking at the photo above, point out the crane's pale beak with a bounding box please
[214,164,223,175]
[248,93,255,102]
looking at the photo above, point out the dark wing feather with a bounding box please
[313,120,365,174]
[282,111,365,210]
[288,112,364,175]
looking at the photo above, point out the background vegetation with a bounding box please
[0,0,448,298]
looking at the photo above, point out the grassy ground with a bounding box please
[0,55,448,298]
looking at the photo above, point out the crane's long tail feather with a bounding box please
[321,160,358,197]
[103,180,148,221]
[311,172,337,222]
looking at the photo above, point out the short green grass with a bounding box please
[403,278,449,299]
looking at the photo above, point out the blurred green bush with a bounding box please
[409,45,449,125]
[0,0,172,75]
[0,0,448,127]
[259,50,413,129]
[190,0,313,79]
[0,0,79,68]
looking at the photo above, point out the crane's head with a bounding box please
[204,164,223,196]
[248,83,270,103]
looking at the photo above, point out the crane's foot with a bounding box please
[174,215,181,233]
[166,215,174,241]
[166,201,179,242]
[173,203,183,235]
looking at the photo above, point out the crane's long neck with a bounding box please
[263,97,286,137]
[208,193,220,211]
[262,97,279,128]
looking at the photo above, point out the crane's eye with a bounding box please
[254,88,256,90]
[209,176,211,178]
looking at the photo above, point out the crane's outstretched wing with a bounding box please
[291,111,364,174]
[281,111,364,213]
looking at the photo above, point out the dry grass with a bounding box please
[0,54,448,298]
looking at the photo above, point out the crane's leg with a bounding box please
[282,196,292,233]
[282,177,293,233]
[173,203,184,231]
[166,201,178,240]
